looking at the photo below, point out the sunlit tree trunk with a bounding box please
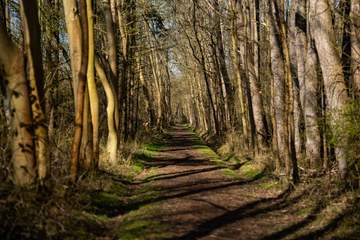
[269,6,288,174]
[137,54,155,126]
[188,0,219,134]
[104,0,119,129]
[288,0,303,160]
[0,28,36,186]
[246,0,270,152]
[213,0,235,130]
[305,40,322,170]
[86,0,99,169]
[230,0,249,145]
[20,0,48,182]
[271,0,299,182]
[95,57,118,163]
[310,0,351,179]
[194,70,209,133]
[63,0,89,182]
[80,87,93,167]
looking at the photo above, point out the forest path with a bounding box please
[110,125,353,240]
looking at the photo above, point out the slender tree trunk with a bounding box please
[95,58,118,163]
[80,87,93,167]
[86,0,99,169]
[189,1,219,134]
[103,0,119,131]
[63,0,89,182]
[351,0,360,97]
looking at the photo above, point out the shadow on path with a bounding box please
[105,125,356,240]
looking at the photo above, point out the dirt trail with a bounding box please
[113,125,354,240]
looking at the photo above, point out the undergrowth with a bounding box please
[0,127,167,239]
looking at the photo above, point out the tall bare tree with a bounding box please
[310,0,351,179]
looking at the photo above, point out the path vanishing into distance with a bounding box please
[99,125,354,240]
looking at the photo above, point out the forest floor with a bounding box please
[1,125,359,239]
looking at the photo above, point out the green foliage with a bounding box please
[330,101,360,187]
[238,162,265,180]
[89,192,122,210]
[196,146,220,161]
[145,143,167,152]
[222,168,242,180]
[115,205,173,240]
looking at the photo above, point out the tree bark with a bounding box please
[269,7,288,174]
[0,28,36,186]
[86,0,99,169]
[20,0,48,182]
[305,40,322,170]
[310,0,351,179]
[230,0,250,145]
[95,57,118,163]
[63,0,89,183]
[351,0,360,97]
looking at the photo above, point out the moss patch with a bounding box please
[145,143,167,152]
[83,191,124,217]
[222,168,242,180]
[238,162,265,180]
[196,146,220,161]
[132,162,145,174]
[129,184,161,205]
[115,205,173,240]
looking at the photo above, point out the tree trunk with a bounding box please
[86,0,99,169]
[247,0,270,151]
[351,0,360,97]
[269,11,288,174]
[80,87,93,168]
[230,0,250,145]
[0,28,36,186]
[310,0,351,179]
[95,57,118,163]
[214,0,235,130]
[305,40,322,170]
[20,0,48,182]
[63,0,89,183]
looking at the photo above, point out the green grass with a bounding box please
[257,179,282,190]
[222,168,241,180]
[196,146,220,161]
[132,162,145,174]
[145,143,167,151]
[238,162,265,180]
[81,211,110,223]
[109,182,130,195]
[131,143,164,173]
[133,143,166,160]
[115,204,173,240]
